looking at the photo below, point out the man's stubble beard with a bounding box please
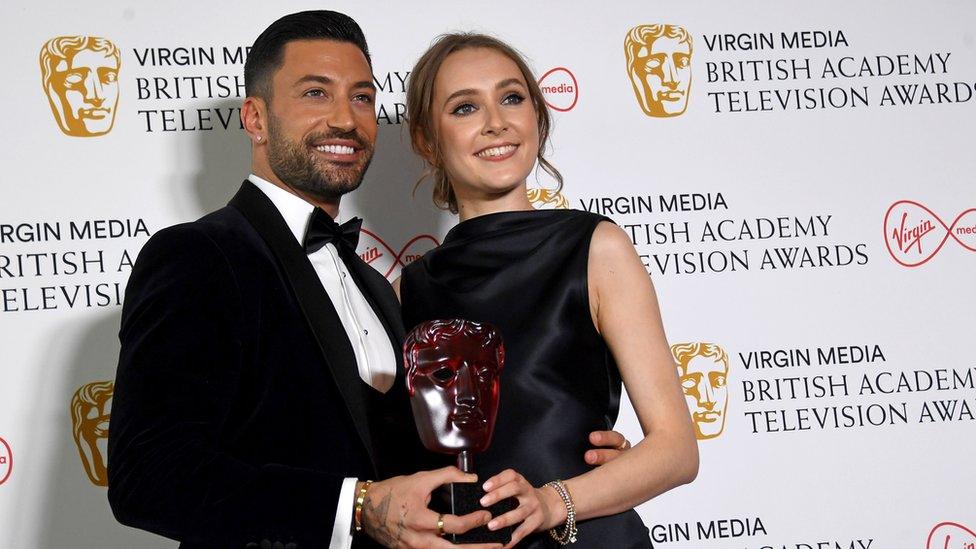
[266,111,374,201]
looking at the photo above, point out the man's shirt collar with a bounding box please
[248,174,318,244]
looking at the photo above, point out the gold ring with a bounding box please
[437,513,445,537]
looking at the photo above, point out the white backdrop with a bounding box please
[1,1,974,548]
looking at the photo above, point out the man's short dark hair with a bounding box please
[244,10,371,100]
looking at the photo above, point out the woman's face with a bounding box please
[429,47,540,203]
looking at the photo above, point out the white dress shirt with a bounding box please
[250,175,395,548]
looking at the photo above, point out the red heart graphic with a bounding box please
[358,228,440,279]
[926,522,976,549]
[883,200,976,267]
[0,436,12,486]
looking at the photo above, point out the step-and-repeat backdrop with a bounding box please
[1,1,974,548]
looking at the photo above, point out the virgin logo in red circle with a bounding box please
[0,437,12,486]
[538,67,579,112]
[927,522,976,549]
[358,228,440,280]
[884,200,976,267]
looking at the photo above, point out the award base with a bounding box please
[431,482,518,544]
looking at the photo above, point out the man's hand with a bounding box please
[584,430,632,466]
[362,466,502,549]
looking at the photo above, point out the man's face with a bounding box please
[629,35,691,117]
[678,355,728,439]
[264,39,377,201]
[407,334,502,454]
[49,48,120,136]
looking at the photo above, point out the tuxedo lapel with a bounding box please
[228,180,377,473]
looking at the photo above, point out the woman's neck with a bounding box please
[455,184,534,222]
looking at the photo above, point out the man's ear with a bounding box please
[241,96,268,144]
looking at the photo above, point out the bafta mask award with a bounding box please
[404,319,516,544]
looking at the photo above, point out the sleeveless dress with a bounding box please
[401,209,652,548]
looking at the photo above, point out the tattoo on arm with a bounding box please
[397,504,408,543]
[363,489,399,547]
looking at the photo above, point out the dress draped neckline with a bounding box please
[427,209,584,292]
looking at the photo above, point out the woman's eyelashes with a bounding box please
[501,92,525,105]
[448,91,527,117]
[451,102,477,116]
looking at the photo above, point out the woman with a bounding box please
[396,33,698,548]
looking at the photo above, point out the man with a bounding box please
[108,11,626,549]
[39,35,121,136]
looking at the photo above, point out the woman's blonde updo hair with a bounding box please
[406,33,563,214]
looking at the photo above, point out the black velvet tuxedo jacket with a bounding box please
[107,181,429,548]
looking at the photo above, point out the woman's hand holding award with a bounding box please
[404,319,517,544]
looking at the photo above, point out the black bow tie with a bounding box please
[303,208,362,254]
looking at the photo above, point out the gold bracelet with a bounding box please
[544,479,578,545]
[354,480,373,532]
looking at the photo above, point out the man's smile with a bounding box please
[309,138,364,163]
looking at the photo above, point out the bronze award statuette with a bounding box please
[404,319,517,544]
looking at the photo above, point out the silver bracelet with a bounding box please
[544,479,578,545]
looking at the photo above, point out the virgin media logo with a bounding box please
[358,229,440,280]
[538,67,579,112]
[0,436,12,486]
[884,200,976,267]
[927,522,976,549]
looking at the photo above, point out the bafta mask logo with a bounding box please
[0,436,11,486]
[70,380,114,486]
[40,36,121,137]
[671,342,728,440]
[526,188,569,210]
[625,24,693,117]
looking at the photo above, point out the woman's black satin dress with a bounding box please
[401,209,652,548]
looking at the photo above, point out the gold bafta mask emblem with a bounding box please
[40,36,121,137]
[71,380,114,486]
[625,24,693,117]
[526,188,569,210]
[671,343,728,440]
